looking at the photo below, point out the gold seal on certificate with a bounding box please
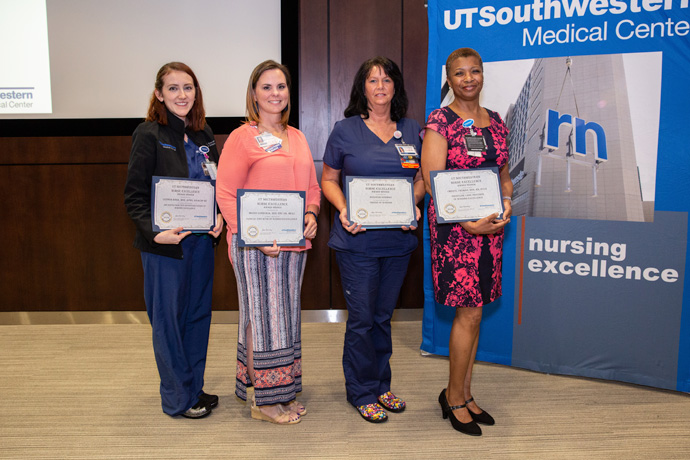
[345,176,416,228]
[152,176,216,232]
[429,167,504,223]
[237,189,306,247]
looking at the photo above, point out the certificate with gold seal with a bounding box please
[151,176,216,232]
[237,189,306,247]
[345,176,416,228]
[430,167,504,223]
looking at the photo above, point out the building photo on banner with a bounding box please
[422,0,690,393]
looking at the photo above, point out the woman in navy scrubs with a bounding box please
[124,62,223,419]
[321,57,425,423]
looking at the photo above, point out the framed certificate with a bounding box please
[151,176,216,232]
[429,167,504,223]
[345,176,416,228]
[237,189,306,247]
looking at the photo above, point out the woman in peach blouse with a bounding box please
[215,60,321,425]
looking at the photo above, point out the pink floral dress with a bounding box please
[425,106,509,307]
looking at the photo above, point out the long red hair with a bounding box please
[146,62,206,131]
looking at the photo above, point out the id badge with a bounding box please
[255,132,282,152]
[202,160,218,180]
[395,144,420,169]
[464,134,486,157]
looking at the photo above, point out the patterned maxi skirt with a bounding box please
[230,234,306,405]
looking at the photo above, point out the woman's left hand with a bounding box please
[497,165,513,223]
[258,240,280,257]
[208,213,224,238]
[304,212,318,240]
[401,205,421,231]
[500,200,512,222]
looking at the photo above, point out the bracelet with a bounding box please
[502,196,512,203]
[305,210,318,220]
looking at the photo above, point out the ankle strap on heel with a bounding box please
[447,403,467,411]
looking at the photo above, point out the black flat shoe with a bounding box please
[465,397,495,425]
[199,392,219,409]
[180,399,212,419]
[438,389,482,436]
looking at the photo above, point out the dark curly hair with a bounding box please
[344,56,408,122]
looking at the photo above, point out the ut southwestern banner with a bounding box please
[0,0,52,115]
[422,0,690,392]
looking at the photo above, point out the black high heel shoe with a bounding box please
[438,389,482,436]
[465,397,495,425]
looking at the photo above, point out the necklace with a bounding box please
[363,117,396,142]
[258,121,284,132]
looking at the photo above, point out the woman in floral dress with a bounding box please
[421,48,513,436]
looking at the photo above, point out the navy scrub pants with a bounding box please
[141,235,214,416]
[336,251,412,407]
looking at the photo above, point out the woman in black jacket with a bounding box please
[124,62,223,419]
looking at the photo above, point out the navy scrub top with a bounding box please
[323,116,422,257]
[184,136,211,181]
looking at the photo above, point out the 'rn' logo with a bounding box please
[544,109,608,162]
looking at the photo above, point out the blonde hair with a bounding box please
[245,60,291,129]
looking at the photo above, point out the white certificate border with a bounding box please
[151,176,217,232]
[429,167,504,223]
[236,189,306,247]
[345,176,416,229]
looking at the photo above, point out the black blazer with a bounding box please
[124,112,220,259]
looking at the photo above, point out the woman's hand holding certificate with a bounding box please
[151,176,216,232]
[236,189,306,247]
[429,167,504,224]
[345,176,416,229]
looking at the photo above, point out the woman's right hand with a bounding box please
[257,240,280,257]
[460,213,509,235]
[339,208,365,234]
[153,227,192,244]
